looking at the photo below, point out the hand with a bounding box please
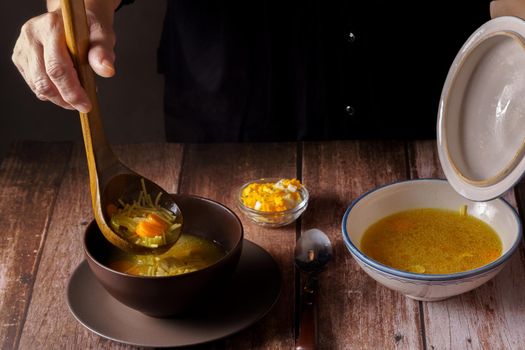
[491,0,525,19]
[12,1,119,113]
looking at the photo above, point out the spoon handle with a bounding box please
[60,0,116,201]
[295,277,318,350]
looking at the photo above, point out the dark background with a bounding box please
[0,1,167,162]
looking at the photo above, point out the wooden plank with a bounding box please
[180,143,297,349]
[18,143,183,349]
[0,141,72,350]
[407,140,444,180]
[302,140,423,349]
[408,140,525,350]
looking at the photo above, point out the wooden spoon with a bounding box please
[60,0,182,254]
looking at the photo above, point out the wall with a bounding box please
[0,1,167,161]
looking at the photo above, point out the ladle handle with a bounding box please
[60,0,116,199]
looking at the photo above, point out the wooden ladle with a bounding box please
[60,0,182,254]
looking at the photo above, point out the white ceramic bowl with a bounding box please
[341,179,522,301]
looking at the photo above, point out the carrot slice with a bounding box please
[136,220,165,237]
[147,213,168,230]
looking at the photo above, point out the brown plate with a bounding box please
[67,240,281,347]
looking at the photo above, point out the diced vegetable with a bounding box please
[136,220,165,238]
[241,178,303,212]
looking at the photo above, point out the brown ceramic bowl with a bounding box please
[83,194,243,317]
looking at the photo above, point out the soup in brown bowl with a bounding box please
[83,194,243,317]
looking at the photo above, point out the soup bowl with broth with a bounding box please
[341,179,521,301]
[84,194,243,317]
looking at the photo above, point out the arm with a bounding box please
[12,0,121,112]
[491,0,525,19]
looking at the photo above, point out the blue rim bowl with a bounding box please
[341,179,522,293]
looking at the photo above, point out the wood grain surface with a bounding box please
[0,141,72,350]
[17,143,183,350]
[302,141,423,349]
[3,140,525,350]
[180,143,298,349]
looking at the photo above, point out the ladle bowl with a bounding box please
[100,171,183,254]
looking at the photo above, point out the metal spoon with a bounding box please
[61,0,182,254]
[294,228,333,350]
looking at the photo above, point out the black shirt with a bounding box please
[147,1,490,142]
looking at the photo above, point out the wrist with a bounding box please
[85,0,119,25]
[86,0,122,12]
[46,0,60,12]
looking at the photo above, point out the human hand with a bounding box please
[12,1,120,113]
[491,0,525,19]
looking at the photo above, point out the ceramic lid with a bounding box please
[438,16,525,201]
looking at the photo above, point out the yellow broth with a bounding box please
[108,233,226,276]
[360,208,502,274]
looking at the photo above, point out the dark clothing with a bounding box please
[155,1,490,142]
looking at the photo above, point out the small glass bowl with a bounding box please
[237,178,309,228]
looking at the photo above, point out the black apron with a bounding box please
[157,1,490,142]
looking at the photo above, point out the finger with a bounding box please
[490,0,525,18]
[12,36,27,77]
[12,57,27,86]
[27,43,78,111]
[14,13,80,111]
[13,43,40,97]
[42,32,92,112]
[491,1,506,17]
[12,31,34,94]
[87,20,116,78]
[19,55,44,99]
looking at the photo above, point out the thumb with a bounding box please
[490,0,525,19]
[490,1,506,18]
[87,21,116,78]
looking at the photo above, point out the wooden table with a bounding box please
[2,140,525,349]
